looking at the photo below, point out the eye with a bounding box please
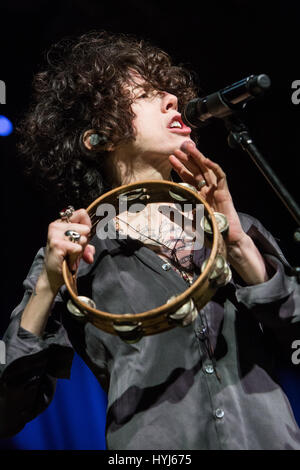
[137,92,148,99]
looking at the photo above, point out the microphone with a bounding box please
[182,74,271,127]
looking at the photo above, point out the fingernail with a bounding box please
[180,140,195,152]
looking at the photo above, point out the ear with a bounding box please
[82,129,115,151]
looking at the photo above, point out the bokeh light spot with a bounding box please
[0,115,13,136]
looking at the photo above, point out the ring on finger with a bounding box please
[65,230,81,243]
[197,179,206,190]
[60,205,75,223]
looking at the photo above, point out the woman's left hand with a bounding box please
[169,140,269,285]
[169,140,246,247]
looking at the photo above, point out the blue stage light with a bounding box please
[0,115,13,136]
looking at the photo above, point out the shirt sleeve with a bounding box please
[234,213,300,357]
[0,247,74,438]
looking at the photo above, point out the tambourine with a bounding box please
[62,180,231,342]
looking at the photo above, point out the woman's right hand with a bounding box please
[39,208,95,293]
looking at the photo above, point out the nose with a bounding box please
[161,92,178,113]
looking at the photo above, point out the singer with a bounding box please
[1,31,300,450]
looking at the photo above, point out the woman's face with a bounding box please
[115,76,194,162]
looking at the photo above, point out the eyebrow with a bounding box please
[130,82,155,99]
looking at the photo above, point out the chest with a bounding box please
[114,203,197,283]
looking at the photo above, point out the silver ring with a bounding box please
[65,230,81,243]
[197,180,206,190]
[60,206,75,222]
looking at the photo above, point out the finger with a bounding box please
[178,142,218,187]
[171,148,201,176]
[50,221,91,237]
[189,149,225,186]
[63,234,92,267]
[63,234,88,246]
[169,155,199,187]
[47,238,83,258]
[173,148,216,188]
[82,244,96,264]
[57,208,92,228]
[70,208,92,227]
[205,158,227,183]
[171,150,214,191]
[62,240,84,273]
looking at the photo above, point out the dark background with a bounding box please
[0,0,300,448]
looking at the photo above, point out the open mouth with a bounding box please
[167,115,191,134]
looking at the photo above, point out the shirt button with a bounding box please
[196,326,207,340]
[162,263,171,271]
[215,408,225,419]
[204,364,214,374]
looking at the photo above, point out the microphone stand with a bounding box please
[223,114,300,283]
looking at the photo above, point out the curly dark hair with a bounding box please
[17,31,199,208]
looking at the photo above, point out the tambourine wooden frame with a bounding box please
[62,180,227,338]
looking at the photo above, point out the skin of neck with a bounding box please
[103,144,173,188]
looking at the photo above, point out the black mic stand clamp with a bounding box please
[224,114,300,283]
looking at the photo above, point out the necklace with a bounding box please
[115,211,196,287]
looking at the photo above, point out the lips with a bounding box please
[167,114,191,134]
